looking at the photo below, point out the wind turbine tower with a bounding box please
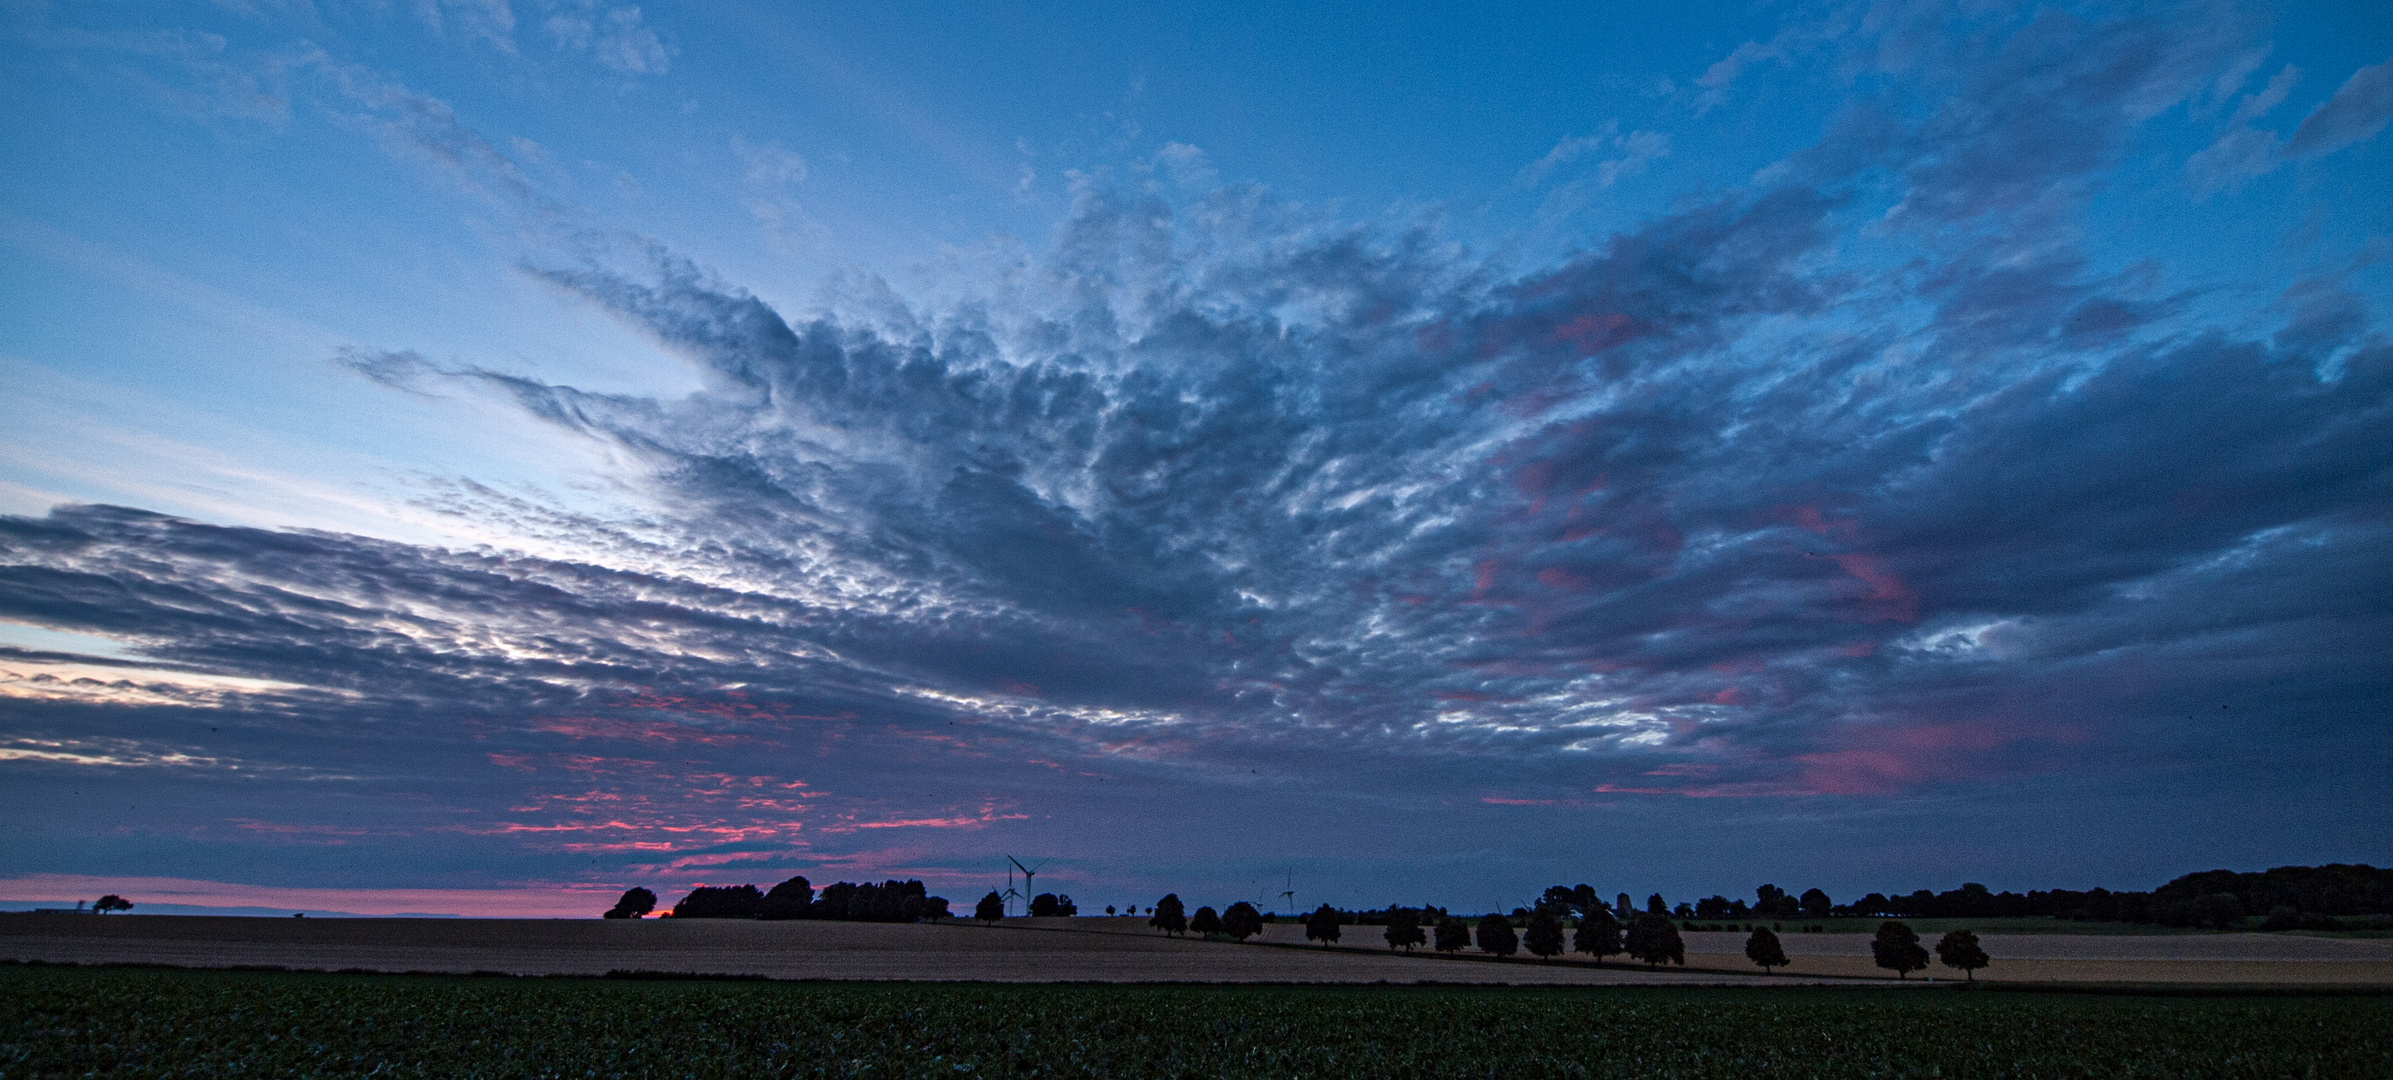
[1006,855,1046,914]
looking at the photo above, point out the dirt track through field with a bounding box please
[6,914,2389,986]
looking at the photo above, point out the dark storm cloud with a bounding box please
[5,2,2387,899]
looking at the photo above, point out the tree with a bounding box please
[975,891,1005,923]
[1626,913,1685,966]
[1646,893,1669,915]
[759,876,813,920]
[2190,892,2243,932]
[920,896,952,920]
[1523,907,1565,962]
[1799,888,1832,919]
[1190,905,1223,935]
[1745,926,1790,973]
[602,887,656,920]
[1476,913,1519,958]
[1574,907,1623,964]
[1303,904,1343,947]
[671,884,763,919]
[1222,901,1264,941]
[1150,893,1188,936]
[1030,892,1066,917]
[1936,929,1990,981]
[1871,920,1930,978]
[1434,915,1472,954]
[92,894,132,915]
[1383,907,1426,951]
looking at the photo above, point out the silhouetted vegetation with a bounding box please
[1573,907,1622,964]
[1625,914,1684,967]
[1304,904,1343,948]
[659,878,948,923]
[1935,929,1990,981]
[975,892,1004,923]
[1150,894,1187,936]
[1434,915,1471,954]
[1871,921,1929,978]
[670,885,762,919]
[1475,913,1518,958]
[1189,905,1223,936]
[1222,902,1263,941]
[1822,865,2392,930]
[91,895,132,915]
[1383,907,1425,952]
[1522,908,1565,961]
[759,877,813,920]
[1029,892,1077,917]
[602,888,656,920]
[1744,927,1789,973]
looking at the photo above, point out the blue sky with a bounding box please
[2,0,2388,918]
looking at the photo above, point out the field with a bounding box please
[7,913,2391,986]
[5,964,2387,1079]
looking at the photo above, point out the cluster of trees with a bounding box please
[1822,865,2391,929]
[603,878,953,922]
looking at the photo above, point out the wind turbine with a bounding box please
[1007,855,1046,913]
[1277,868,1296,917]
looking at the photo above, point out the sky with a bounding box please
[1,0,2388,920]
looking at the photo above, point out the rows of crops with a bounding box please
[3,964,2385,1078]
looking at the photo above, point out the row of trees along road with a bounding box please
[1109,890,1996,978]
[604,877,953,922]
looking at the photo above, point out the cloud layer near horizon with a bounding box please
[3,3,2388,907]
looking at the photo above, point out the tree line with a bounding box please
[604,877,953,922]
[600,863,2388,936]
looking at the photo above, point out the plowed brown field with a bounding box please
[6,913,2388,986]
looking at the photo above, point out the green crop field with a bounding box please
[3,964,2385,1079]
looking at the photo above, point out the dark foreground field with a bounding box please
[5,965,2387,1079]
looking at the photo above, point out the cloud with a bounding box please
[417,0,518,54]
[5,2,2386,901]
[2191,55,2392,193]
[544,3,672,77]
[2284,56,2393,158]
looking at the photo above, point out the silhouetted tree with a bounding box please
[603,887,657,920]
[920,896,951,920]
[1151,893,1188,936]
[1872,920,1929,978]
[1646,893,1669,915]
[1476,913,1519,958]
[1222,901,1264,941]
[759,876,813,920]
[671,884,763,919]
[1936,929,1990,981]
[1523,907,1565,961]
[1031,892,1074,917]
[1540,885,1582,914]
[1745,926,1790,973]
[1383,907,1426,951]
[1574,907,1623,964]
[1799,888,1833,919]
[1304,904,1343,947]
[1626,913,1685,966]
[1190,905,1223,935]
[975,891,1005,923]
[1434,915,1472,954]
[2190,893,2243,932]
[92,895,132,915]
